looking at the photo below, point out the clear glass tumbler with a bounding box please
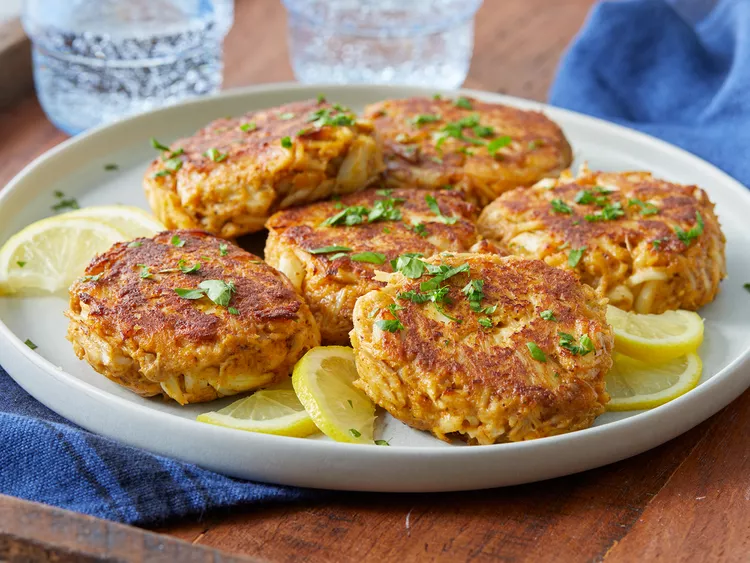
[282,0,483,88]
[22,0,234,135]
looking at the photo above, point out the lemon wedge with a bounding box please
[605,352,702,411]
[292,346,375,444]
[607,305,704,363]
[65,205,165,239]
[0,217,125,294]
[197,383,318,437]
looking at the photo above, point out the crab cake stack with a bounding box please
[144,99,384,238]
[66,230,320,405]
[477,168,726,313]
[351,253,614,444]
[265,188,497,345]
[363,96,572,207]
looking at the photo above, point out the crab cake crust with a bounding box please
[351,253,613,444]
[144,100,384,238]
[477,168,726,313]
[363,97,572,207]
[66,230,320,405]
[265,188,497,345]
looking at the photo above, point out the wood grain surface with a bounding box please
[1,0,748,562]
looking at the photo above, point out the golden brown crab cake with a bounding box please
[264,188,497,345]
[66,230,320,405]
[144,99,384,238]
[363,96,572,207]
[477,168,726,313]
[351,253,613,444]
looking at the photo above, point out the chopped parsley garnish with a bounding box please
[455,97,473,109]
[457,147,475,156]
[152,170,171,178]
[398,285,451,305]
[559,332,595,355]
[368,197,404,222]
[127,241,142,248]
[550,199,573,214]
[150,137,170,152]
[175,280,236,307]
[434,303,462,323]
[163,157,183,172]
[16,261,25,268]
[308,245,352,255]
[349,428,362,438]
[433,114,486,150]
[420,263,469,292]
[350,251,386,264]
[433,93,442,100]
[138,264,153,279]
[487,136,512,156]
[178,260,201,274]
[425,194,458,224]
[219,242,228,256]
[744,283,750,293]
[239,122,257,132]
[383,227,391,234]
[104,163,118,171]
[317,94,326,103]
[281,136,293,148]
[24,339,37,350]
[278,112,296,120]
[473,125,494,138]
[321,205,369,227]
[171,235,186,247]
[51,191,80,212]
[374,439,390,446]
[391,253,426,278]
[584,202,625,222]
[674,211,704,246]
[204,148,228,162]
[442,184,454,190]
[628,198,659,216]
[376,188,393,197]
[652,238,667,249]
[478,317,493,328]
[568,247,586,267]
[82,274,102,282]
[410,222,428,237]
[461,279,485,312]
[540,310,557,321]
[376,303,405,332]
[575,189,609,206]
[228,307,239,315]
[307,107,356,128]
[526,342,547,363]
[411,114,441,126]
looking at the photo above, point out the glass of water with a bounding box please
[282,0,483,88]
[22,0,234,135]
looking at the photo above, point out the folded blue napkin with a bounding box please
[550,0,750,187]
[0,369,317,524]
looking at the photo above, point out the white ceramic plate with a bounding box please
[1,84,749,492]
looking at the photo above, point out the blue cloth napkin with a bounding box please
[0,368,318,525]
[550,0,750,187]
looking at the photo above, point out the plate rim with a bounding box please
[1,82,749,467]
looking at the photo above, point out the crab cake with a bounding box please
[144,99,384,238]
[351,253,613,444]
[265,188,497,345]
[477,168,726,313]
[363,96,572,207]
[66,230,320,405]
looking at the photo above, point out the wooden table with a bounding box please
[1,1,748,561]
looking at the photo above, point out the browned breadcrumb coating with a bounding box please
[477,167,726,313]
[144,100,384,238]
[66,230,320,405]
[363,96,572,207]
[351,253,613,444]
[265,188,499,344]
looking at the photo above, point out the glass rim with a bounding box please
[281,0,483,38]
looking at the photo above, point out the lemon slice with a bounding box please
[65,205,165,239]
[605,352,702,411]
[292,346,375,444]
[197,384,318,437]
[0,217,125,294]
[607,305,704,363]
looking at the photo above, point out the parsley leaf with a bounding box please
[150,137,170,151]
[239,122,257,132]
[744,283,750,293]
[24,339,37,350]
[138,264,153,279]
[104,163,118,171]
[540,310,557,321]
[350,252,386,264]
[278,112,296,120]
[178,260,201,274]
[281,136,293,148]
[628,198,659,216]
[376,188,393,196]
[308,245,352,255]
[575,189,609,206]
[411,114,441,126]
[550,199,573,214]
[398,286,451,305]
[171,235,186,247]
[82,274,102,282]
[584,202,625,222]
[558,332,595,355]
[127,241,142,248]
[228,307,239,315]
[198,279,236,307]
[478,317,493,328]
[425,194,458,224]
[16,261,25,268]
[51,191,80,212]
[487,136,512,156]
[652,238,667,249]
[391,253,426,278]
[527,342,547,362]
[307,107,356,128]
[321,205,369,227]
[349,428,362,438]
[568,247,586,267]
[410,222,428,237]
[204,148,228,162]
[376,304,405,332]
[219,242,229,256]
[455,97,473,109]
[419,263,469,292]
[374,439,390,446]
[674,211,704,246]
[174,288,205,299]
[368,197,404,222]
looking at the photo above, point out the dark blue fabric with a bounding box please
[550,0,750,187]
[0,367,316,525]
